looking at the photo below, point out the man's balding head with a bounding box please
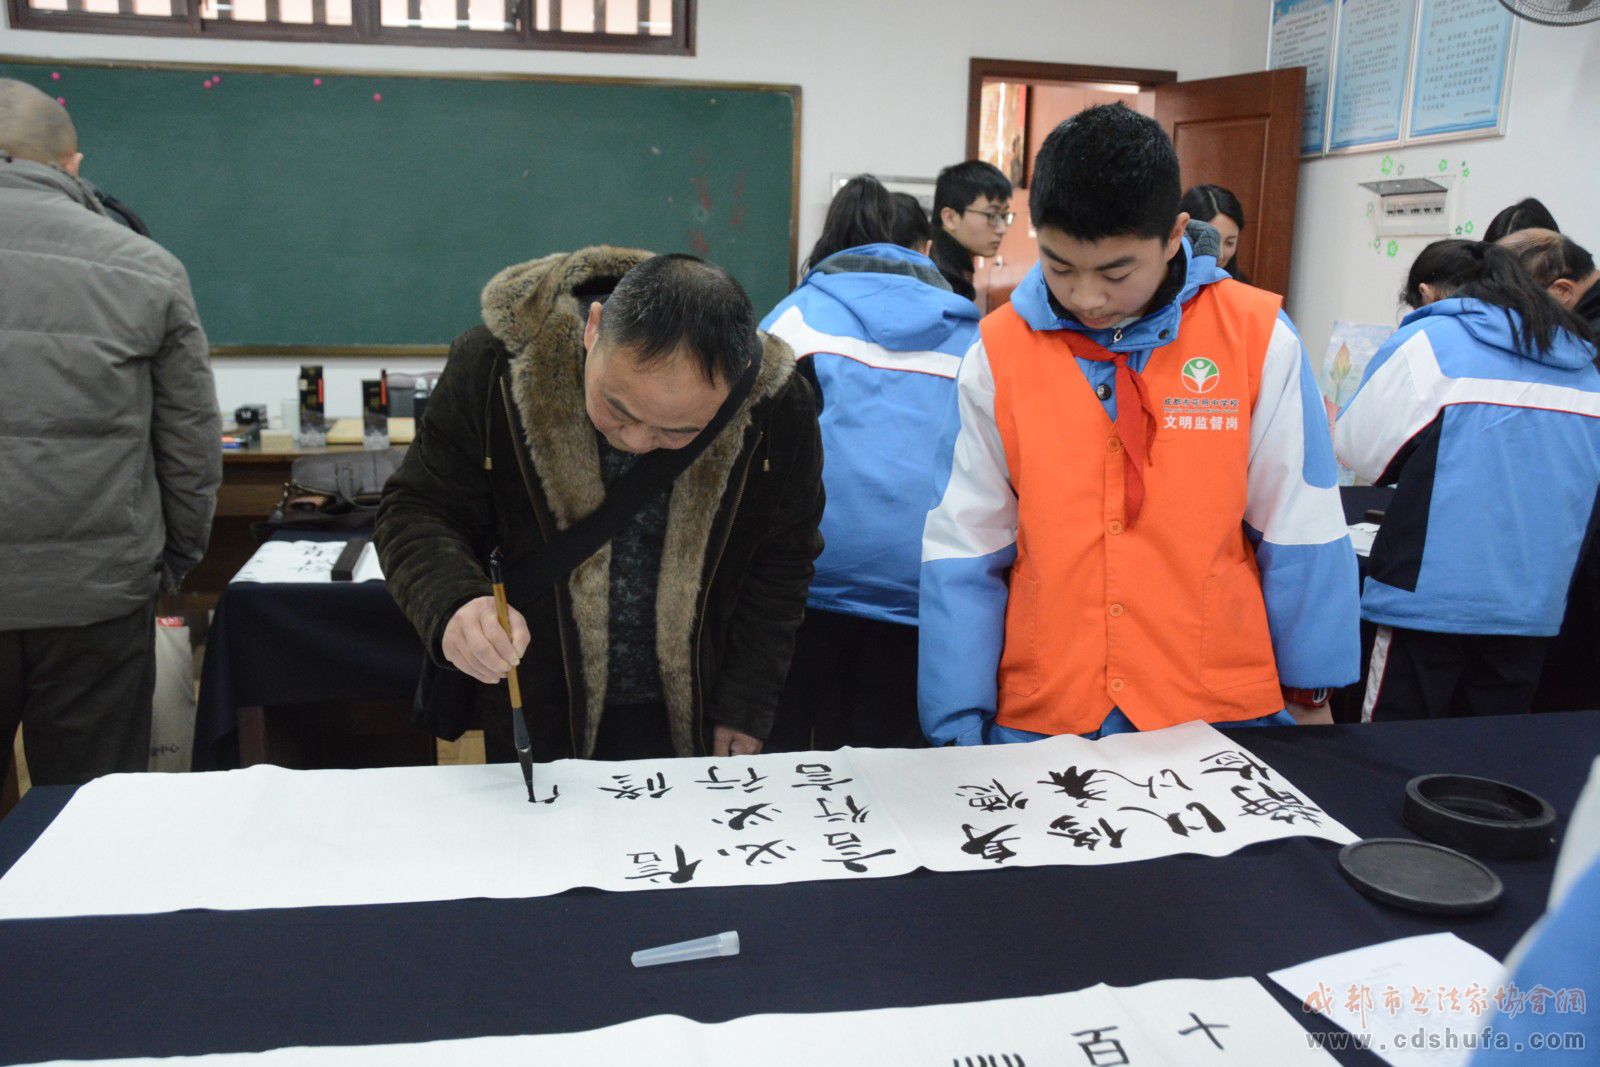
[0,79,80,173]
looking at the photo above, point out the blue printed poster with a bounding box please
[1269,0,1337,155]
[1408,0,1514,139]
[1328,0,1416,150]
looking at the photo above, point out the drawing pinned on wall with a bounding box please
[1455,220,1476,236]
[1386,239,1400,257]
[1381,155,1395,175]
[1320,322,1394,485]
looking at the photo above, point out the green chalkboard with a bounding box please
[0,57,799,351]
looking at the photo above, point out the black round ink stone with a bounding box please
[1339,839,1503,916]
[1403,774,1556,860]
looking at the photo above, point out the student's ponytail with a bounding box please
[803,175,897,275]
[1403,238,1591,356]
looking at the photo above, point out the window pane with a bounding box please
[26,0,188,13]
[645,0,669,36]
[545,0,672,36]
[200,0,348,23]
[379,0,514,30]
[602,1,633,34]
[557,0,592,33]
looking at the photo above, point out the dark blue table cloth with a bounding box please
[1,711,1595,1065]
[193,531,423,770]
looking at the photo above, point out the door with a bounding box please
[1154,69,1305,298]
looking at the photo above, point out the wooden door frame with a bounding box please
[1152,68,1305,297]
[965,58,1177,163]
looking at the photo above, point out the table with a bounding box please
[174,446,374,609]
[1,711,1595,1066]
[193,530,423,770]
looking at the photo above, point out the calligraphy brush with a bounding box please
[488,548,535,803]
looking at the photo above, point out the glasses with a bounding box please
[962,207,1015,228]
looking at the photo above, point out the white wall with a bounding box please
[1266,20,1600,369]
[2,0,1264,417]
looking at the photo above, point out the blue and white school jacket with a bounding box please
[761,244,981,626]
[1336,298,1600,636]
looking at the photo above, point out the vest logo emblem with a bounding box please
[1181,357,1221,394]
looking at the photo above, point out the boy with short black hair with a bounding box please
[920,103,1358,745]
[930,160,1013,301]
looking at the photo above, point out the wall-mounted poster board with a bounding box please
[1326,0,1415,152]
[1269,0,1515,157]
[1268,0,1338,156]
[1407,0,1517,141]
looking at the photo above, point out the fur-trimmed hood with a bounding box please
[477,246,798,756]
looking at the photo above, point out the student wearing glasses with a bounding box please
[930,160,1013,302]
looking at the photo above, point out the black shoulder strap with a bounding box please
[499,339,761,606]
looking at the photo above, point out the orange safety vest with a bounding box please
[984,280,1286,735]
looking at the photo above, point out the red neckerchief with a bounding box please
[1061,330,1157,527]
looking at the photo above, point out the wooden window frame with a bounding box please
[4,0,695,55]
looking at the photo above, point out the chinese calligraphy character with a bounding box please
[625,845,701,884]
[1097,767,1191,799]
[600,772,671,800]
[1037,766,1104,805]
[820,831,899,874]
[717,839,798,867]
[956,779,1029,812]
[814,795,871,823]
[1231,782,1322,827]
[1177,1012,1231,1050]
[792,762,854,791]
[696,766,767,793]
[712,802,781,831]
[1118,801,1226,836]
[961,823,1020,865]
[1201,749,1273,781]
[1046,814,1126,850]
[1071,1027,1129,1066]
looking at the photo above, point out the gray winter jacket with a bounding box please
[0,158,221,630]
